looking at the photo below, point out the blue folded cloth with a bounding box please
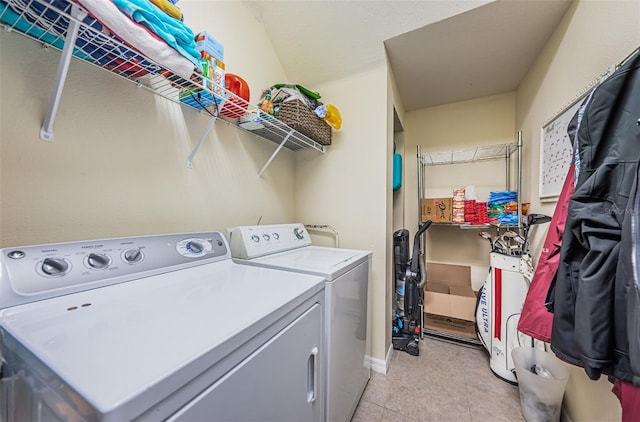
[0,0,157,77]
[0,1,64,50]
[112,0,201,69]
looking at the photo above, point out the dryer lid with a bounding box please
[251,246,371,279]
[0,261,324,418]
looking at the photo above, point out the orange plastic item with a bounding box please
[220,73,250,119]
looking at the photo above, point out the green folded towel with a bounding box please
[272,83,321,99]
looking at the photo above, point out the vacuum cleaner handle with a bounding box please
[410,220,432,275]
[405,275,417,318]
[418,249,427,290]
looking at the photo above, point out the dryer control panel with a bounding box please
[228,224,312,259]
[0,232,229,310]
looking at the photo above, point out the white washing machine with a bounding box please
[228,223,371,422]
[0,231,325,421]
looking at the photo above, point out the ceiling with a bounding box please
[246,0,573,111]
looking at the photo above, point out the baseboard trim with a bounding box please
[365,343,393,374]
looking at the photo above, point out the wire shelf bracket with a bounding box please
[258,129,294,178]
[39,3,86,142]
[186,113,218,169]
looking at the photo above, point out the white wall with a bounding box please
[294,66,390,364]
[516,1,640,420]
[0,1,295,247]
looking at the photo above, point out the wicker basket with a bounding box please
[276,99,332,145]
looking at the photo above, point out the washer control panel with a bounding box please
[0,232,228,309]
[228,224,312,259]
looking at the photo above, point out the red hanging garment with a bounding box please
[517,163,575,342]
[613,379,640,422]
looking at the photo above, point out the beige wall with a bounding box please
[294,65,390,363]
[404,93,516,270]
[400,1,639,420]
[516,1,640,421]
[2,1,639,417]
[0,2,296,247]
[392,129,406,233]
[389,63,407,354]
[0,0,395,372]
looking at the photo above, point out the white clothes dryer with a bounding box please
[0,232,325,422]
[228,223,371,422]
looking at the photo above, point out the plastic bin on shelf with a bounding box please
[512,347,570,422]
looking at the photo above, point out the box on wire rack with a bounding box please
[452,188,465,224]
[179,60,225,111]
[195,31,224,62]
[421,198,453,223]
[179,88,223,111]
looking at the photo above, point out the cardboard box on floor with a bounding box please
[424,262,477,339]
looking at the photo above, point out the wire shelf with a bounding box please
[420,143,516,166]
[429,222,492,229]
[0,0,326,154]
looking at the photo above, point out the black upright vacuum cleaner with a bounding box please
[392,220,432,356]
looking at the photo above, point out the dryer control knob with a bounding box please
[293,227,304,240]
[7,250,25,259]
[86,253,111,269]
[251,234,260,243]
[123,248,144,264]
[41,258,70,276]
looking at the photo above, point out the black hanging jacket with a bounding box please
[550,51,640,382]
[621,158,640,387]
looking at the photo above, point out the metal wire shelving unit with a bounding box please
[0,0,326,175]
[416,134,523,345]
[418,140,522,229]
[420,143,518,166]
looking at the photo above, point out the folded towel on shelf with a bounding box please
[74,0,198,80]
[148,0,182,21]
[111,0,200,69]
[1,0,153,77]
[0,1,87,59]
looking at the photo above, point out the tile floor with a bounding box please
[353,336,525,422]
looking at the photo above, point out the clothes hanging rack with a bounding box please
[618,46,640,69]
[543,46,640,128]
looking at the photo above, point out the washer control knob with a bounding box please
[176,238,212,258]
[251,234,260,243]
[187,241,203,254]
[86,253,111,269]
[272,233,280,240]
[262,234,270,241]
[122,248,144,264]
[293,227,304,240]
[41,258,70,276]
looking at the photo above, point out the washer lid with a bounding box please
[249,246,371,279]
[0,260,324,419]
